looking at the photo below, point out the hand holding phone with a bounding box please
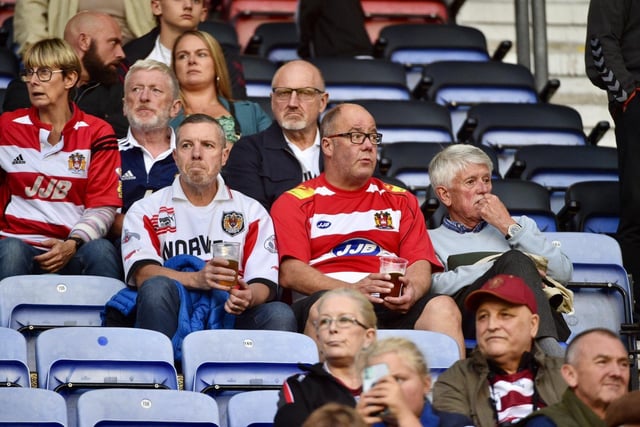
[362,363,389,392]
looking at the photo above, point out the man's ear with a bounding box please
[434,185,451,207]
[78,33,91,52]
[321,137,333,157]
[151,0,162,17]
[561,364,578,388]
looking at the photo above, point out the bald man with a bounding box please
[3,11,129,137]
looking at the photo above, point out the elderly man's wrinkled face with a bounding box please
[562,332,630,416]
[475,297,539,373]
[436,163,492,229]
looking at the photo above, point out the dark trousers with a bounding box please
[611,98,640,311]
[453,250,570,342]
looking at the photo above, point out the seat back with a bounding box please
[226,1,297,50]
[240,55,278,97]
[312,57,410,101]
[543,231,633,344]
[491,179,557,232]
[76,389,219,427]
[246,21,299,62]
[351,99,453,144]
[419,61,539,132]
[466,103,587,174]
[375,329,460,380]
[0,388,67,426]
[507,145,619,212]
[0,274,126,369]
[0,47,18,89]
[36,327,178,393]
[226,390,279,427]
[558,181,620,234]
[361,0,449,42]
[0,327,30,388]
[380,142,451,192]
[182,329,319,395]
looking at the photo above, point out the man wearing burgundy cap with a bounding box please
[433,274,567,427]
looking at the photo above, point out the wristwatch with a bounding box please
[505,223,523,240]
[65,236,85,251]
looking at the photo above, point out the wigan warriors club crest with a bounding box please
[68,153,87,174]
[222,211,245,236]
[374,211,394,230]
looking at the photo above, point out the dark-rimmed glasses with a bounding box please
[315,315,369,331]
[20,68,64,82]
[272,87,324,102]
[325,132,383,145]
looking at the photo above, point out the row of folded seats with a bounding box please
[0,326,458,427]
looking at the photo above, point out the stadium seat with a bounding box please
[375,329,461,380]
[505,145,619,212]
[557,181,620,235]
[244,21,299,63]
[0,274,126,369]
[311,57,411,101]
[0,327,30,388]
[380,142,451,193]
[182,329,319,395]
[36,327,178,392]
[414,61,540,132]
[349,99,454,144]
[226,390,279,427]
[361,0,449,42]
[459,103,589,174]
[0,388,67,426]
[224,0,297,50]
[199,20,240,48]
[240,55,278,97]
[76,389,220,427]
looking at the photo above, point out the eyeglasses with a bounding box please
[272,87,324,102]
[20,68,64,82]
[325,132,383,145]
[315,315,369,331]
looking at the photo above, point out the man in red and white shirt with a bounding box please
[271,103,463,353]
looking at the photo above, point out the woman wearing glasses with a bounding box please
[0,38,122,280]
[274,287,377,427]
[170,30,272,145]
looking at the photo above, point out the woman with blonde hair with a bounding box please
[0,38,122,280]
[171,30,272,144]
[274,287,377,426]
[357,337,473,427]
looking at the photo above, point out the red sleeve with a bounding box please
[85,119,122,209]
[272,189,312,264]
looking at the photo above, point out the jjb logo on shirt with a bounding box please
[332,239,382,257]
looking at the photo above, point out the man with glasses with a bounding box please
[270,103,465,356]
[223,60,328,211]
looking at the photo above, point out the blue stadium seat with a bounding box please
[0,274,126,370]
[375,329,461,381]
[182,329,319,395]
[0,327,30,388]
[0,388,67,426]
[227,390,278,427]
[76,389,220,427]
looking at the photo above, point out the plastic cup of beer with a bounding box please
[213,241,240,290]
[379,256,408,297]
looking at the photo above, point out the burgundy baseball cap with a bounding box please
[464,274,538,314]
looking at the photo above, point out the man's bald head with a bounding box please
[63,11,125,85]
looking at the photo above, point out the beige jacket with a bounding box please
[14,0,155,54]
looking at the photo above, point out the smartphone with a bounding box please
[362,363,389,392]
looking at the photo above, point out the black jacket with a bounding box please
[297,0,372,58]
[222,121,324,211]
[2,78,128,138]
[274,363,357,427]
